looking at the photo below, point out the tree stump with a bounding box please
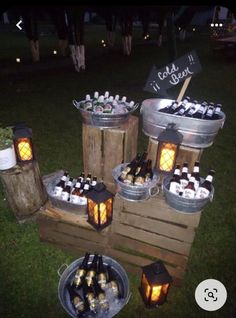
[0,161,48,222]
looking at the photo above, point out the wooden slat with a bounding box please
[82,124,103,178]
[119,212,195,243]
[147,138,158,168]
[38,213,110,244]
[106,249,185,280]
[123,116,139,163]
[109,233,187,268]
[120,195,202,228]
[103,129,124,183]
[112,222,191,256]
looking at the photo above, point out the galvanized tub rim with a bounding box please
[73,99,139,128]
[112,163,160,202]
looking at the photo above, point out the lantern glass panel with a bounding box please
[141,273,151,300]
[17,137,33,161]
[151,285,162,302]
[159,142,177,172]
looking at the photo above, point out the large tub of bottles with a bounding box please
[112,163,159,202]
[73,91,139,128]
[57,254,130,318]
[162,175,214,214]
[140,98,226,148]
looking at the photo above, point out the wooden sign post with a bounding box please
[144,50,202,99]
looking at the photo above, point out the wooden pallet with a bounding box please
[37,193,202,286]
[82,116,138,187]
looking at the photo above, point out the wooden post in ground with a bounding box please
[0,161,48,223]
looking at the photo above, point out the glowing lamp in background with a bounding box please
[139,261,173,307]
[86,182,113,231]
[13,123,34,163]
[156,123,183,174]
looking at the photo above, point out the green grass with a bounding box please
[0,23,236,318]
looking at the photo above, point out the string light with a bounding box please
[16,58,21,63]
[53,50,57,55]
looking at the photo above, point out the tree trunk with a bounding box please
[0,161,48,222]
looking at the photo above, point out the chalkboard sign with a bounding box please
[144,50,202,97]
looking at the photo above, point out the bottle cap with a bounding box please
[98,95,104,103]
[94,91,99,99]
[114,94,119,101]
[104,91,109,98]
[86,94,91,100]
[121,96,127,102]
[129,101,135,107]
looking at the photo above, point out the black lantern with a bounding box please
[13,123,34,163]
[156,123,183,174]
[86,182,114,231]
[139,260,173,307]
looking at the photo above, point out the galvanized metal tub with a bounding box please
[57,254,130,318]
[42,170,87,215]
[162,176,214,213]
[73,99,139,128]
[140,98,226,148]
[112,163,160,202]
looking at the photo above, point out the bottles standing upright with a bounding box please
[195,170,215,199]
[169,165,181,195]
[53,171,68,197]
[61,177,73,201]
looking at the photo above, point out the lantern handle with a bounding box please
[57,263,68,277]
[125,292,132,305]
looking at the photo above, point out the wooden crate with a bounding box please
[147,137,203,172]
[37,193,202,286]
[82,116,138,190]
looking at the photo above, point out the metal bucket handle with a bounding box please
[125,292,132,305]
[149,185,159,197]
[72,99,80,110]
[209,187,214,202]
[57,263,68,277]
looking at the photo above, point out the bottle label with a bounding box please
[86,270,96,286]
[195,187,210,199]
[183,188,195,199]
[74,269,86,286]
[205,175,213,183]
[53,186,63,197]
[70,194,81,204]
[67,181,73,187]
[84,184,90,190]
[75,182,81,188]
[194,179,200,191]
[169,181,181,195]
[61,192,69,201]
[180,178,188,189]
[134,176,145,186]
[91,180,97,186]
[74,299,85,311]
[98,273,107,288]
[61,175,67,181]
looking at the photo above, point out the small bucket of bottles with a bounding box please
[73,91,139,128]
[162,173,214,214]
[57,253,130,318]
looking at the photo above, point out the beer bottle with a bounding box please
[72,252,90,288]
[119,153,141,181]
[94,96,105,113]
[182,176,196,199]
[70,178,82,204]
[145,159,153,182]
[173,96,191,115]
[192,161,201,191]
[191,101,207,119]
[91,176,98,189]
[61,177,73,201]
[158,101,177,113]
[135,151,148,175]
[179,162,189,190]
[124,161,140,184]
[92,276,109,313]
[78,172,85,184]
[53,171,68,197]
[107,265,120,299]
[85,253,98,287]
[169,165,181,195]
[104,91,109,100]
[66,283,87,317]
[97,255,108,290]
[212,103,222,120]
[195,170,215,199]
[86,173,92,183]
[203,104,215,120]
[83,94,93,112]
[134,160,148,185]
[184,100,198,117]
[79,180,90,205]
[82,279,97,313]
[92,91,99,107]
